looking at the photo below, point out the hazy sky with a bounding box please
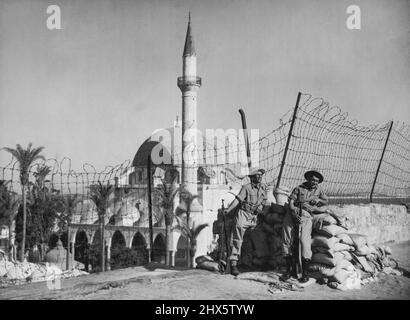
[1,0,409,171]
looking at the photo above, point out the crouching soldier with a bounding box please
[224,168,268,276]
[281,170,328,283]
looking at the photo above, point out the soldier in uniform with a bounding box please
[281,170,328,283]
[224,168,268,276]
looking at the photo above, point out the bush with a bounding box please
[110,246,147,270]
[86,244,148,272]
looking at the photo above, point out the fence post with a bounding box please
[147,155,154,262]
[275,92,302,189]
[370,121,393,203]
[238,109,252,170]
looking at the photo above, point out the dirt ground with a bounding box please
[1,241,409,300]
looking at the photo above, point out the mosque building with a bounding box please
[69,16,248,268]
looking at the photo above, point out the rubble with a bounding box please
[0,252,88,287]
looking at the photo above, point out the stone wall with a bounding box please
[328,203,410,245]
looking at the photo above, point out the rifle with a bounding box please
[221,199,231,275]
[293,190,303,279]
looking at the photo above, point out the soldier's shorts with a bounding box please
[229,209,258,262]
[282,209,312,260]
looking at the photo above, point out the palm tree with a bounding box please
[0,181,21,261]
[3,143,45,261]
[173,216,208,268]
[154,178,180,265]
[175,188,208,268]
[32,165,51,197]
[60,194,82,270]
[89,181,114,272]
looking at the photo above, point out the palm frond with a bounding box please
[192,223,209,239]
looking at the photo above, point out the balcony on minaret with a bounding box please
[177,76,202,89]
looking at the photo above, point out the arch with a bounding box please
[74,230,89,270]
[111,230,126,250]
[152,233,166,263]
[131,232,148,266]
[131,232,147,248]
[175,234,189,267]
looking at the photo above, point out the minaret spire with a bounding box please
[183,12,196,57]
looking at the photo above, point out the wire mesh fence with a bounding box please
[1,92,409,212]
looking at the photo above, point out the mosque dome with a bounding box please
[132,127,178,168]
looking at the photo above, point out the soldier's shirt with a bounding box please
[237,182,268,207]
[289,182,327,211]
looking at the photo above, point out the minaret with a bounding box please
[177,13,202,213]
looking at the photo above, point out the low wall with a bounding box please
[328,203,410,244]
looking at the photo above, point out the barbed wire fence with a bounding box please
[1,91,409,213]
[267,92,410,204]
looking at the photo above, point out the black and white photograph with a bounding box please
[0,0,409,305]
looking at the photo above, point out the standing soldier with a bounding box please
[281,170,328,283]
[224,168,267,276]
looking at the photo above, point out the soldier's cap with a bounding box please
[249,168,265,176]
[304,170,324,183]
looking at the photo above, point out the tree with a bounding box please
[175,188,208,268]
[0,180,21,261]
[3,143,45,261]
[25,164,61,261]
[89,181,114,272]
[173,216,208,268]
[59,194,82,269]
[154,177,180,265]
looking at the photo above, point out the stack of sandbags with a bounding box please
[310,212,401,289]
[309,213,361,289]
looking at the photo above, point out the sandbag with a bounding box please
[336,233,354,246]
[330,269,351,284]
[336,259,354,271]
[355,245,371,256]
[264,212,283,225]
[312,252,345,267]
[195,255,214,265]
[312,246,335,257]
[333,242,354,252]
[330,269,361,288]
[270,203,286,215]
[348,233,368,249]
[312,213,338,230]
[314,225,347,237]
[308,262,336,277]
[353,254,374,273]
[311,236,340,249]
[196,261,219,272]
[340,251,354,261]
[379,245,392,255]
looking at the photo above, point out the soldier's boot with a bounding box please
[230,261,240,276]
[280,255,293,281]
[299,258,310,283]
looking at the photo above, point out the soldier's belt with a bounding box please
[241,202,261,214]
